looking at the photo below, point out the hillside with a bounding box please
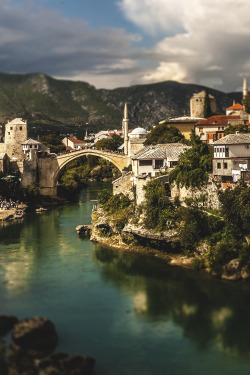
[0,72,241,137]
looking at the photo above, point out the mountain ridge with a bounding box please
[0,72,242,137]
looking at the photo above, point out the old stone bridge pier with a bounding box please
[22,149,131,197]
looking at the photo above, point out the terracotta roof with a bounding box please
[196,115,241,126]
[226,103,244,110]
[68,137,85,144]
[214,133,250,145]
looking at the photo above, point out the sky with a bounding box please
[1,0,250,92]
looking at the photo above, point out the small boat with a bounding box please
[90,199,98,202]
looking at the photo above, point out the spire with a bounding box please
[243,77,248,99]
[124,102,128,120]
[122,102,129,155]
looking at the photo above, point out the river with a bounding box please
[1,182,250,374]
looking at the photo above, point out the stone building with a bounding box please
[159,116,204,140]
[190,91,216,118]
[194,115,244,144]
[128,127,147,157]
[131,143,190,177]
[0,118,27,161]
[213,133,250,186]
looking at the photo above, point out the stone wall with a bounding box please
[38,157,60,197]
[171,174,220,209]
[112,172,134,199]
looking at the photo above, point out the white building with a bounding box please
[213,133,250,186]
[22,138,49,158]
[132,143,190,177]
[62,137,86,151]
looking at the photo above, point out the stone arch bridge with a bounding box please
[37,148,131,196]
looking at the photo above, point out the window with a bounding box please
[10,127,13,130]
[35,145,37,148]
[155,159,164,169]
[8,132,10,135]
[199,127,203,133]
[20,127,22,130]
[223,163,228,169]
[139,160,152,166]
[217,163,221,169]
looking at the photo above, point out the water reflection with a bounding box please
[94,246,250,357]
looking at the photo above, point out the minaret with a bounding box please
[243,77,248,99]
[123,102,129,155]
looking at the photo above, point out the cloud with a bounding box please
[0,0,143,88]
[119,0,250,91]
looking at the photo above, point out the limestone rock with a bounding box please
[12,317,58,355]
[0,315,19,336]
[221,259,241,280]
[241,265,250,279]
[76,224,92,237]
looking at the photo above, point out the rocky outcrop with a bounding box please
[0,315,18,336]
[12,317,58,355]
[122,223,179,241]
[0,315,96,375]
[76,224,92,237]
[221,259,250,281]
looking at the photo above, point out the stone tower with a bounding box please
[190,91,216,118]
[4,118,27,160]
[122,102,129,155]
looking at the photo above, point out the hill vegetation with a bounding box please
[0,72,240,138]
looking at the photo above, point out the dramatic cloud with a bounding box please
[119,0,250,91]
[0,0,143,88]
[1,0,250,91]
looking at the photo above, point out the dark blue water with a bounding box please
[1,182,250,374]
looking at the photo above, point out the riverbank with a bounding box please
[88,206,250,281]
[0,203,27,222]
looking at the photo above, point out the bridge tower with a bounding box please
[123,102,129,155]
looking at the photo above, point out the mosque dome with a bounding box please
[130,127,147,135]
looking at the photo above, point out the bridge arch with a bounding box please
[53,148,131,186]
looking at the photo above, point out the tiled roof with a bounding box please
[226,103,244,110]
[214,133,250,145]
[133,143,190,160]
[196,115,241,126]
[68,137,85,144]
[22,138,40,145]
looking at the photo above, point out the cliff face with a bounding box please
[0,73,239,137]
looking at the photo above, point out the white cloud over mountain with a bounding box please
[0,0,250,91]
[119,0,250,91]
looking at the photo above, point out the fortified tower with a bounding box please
[190,91,216,118]
[4,118,27,160]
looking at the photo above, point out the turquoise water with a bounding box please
[1,183,250,374]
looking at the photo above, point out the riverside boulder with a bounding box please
[12,317,58,355]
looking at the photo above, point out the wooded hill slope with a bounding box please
[0,72,242,137]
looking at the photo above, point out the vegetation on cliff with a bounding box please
[144,124,185,145]
[169,132,213,188]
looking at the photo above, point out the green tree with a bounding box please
[40,133,65,153]
[95,134,123,151]
[144,124,185,146]
[169,132,213,188]
[143,180,174,230]
[224,124,249,135]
